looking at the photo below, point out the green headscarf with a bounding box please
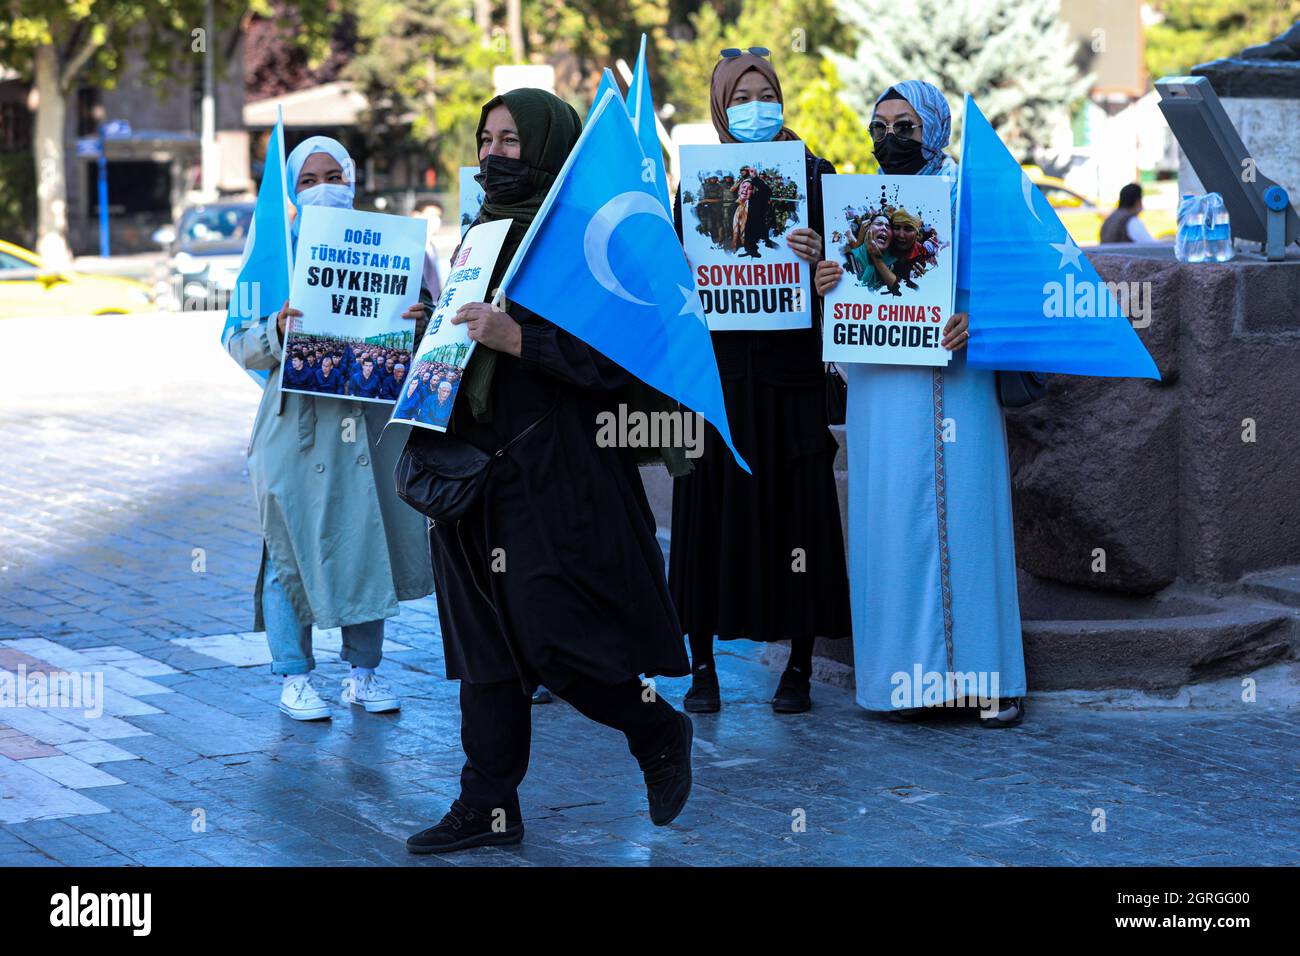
[450,88,691,477]
[459,88,580,421]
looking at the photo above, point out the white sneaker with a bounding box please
[341,672,400,713]
[279,677,331,721]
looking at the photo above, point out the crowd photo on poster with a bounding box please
[281,331,416,401]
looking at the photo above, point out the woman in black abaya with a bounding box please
[405,89,693,855]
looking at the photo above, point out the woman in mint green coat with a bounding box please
[224,136,432,721]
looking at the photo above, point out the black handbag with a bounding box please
[996,370,1049,408]
[825,362,847,426]
[394,404,556,523]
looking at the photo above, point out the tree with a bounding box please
[1145,0,1300,79]
[0,0,336,264]
[664,0,851,127]
[829,0,1092,163]
[344,0,514,185]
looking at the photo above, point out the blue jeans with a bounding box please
[262,554,385,675]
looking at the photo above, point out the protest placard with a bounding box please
[279,206,427,403]
[388,217,512,432]
[821,173,954,366]
[678,140,810,331]
[459,167,484,236]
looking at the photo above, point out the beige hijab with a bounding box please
[708,53,802,144]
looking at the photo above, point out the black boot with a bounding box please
[640,710,693,826]
[406,799,524,854]
[771,665,812,713]
[978,697,1026,729]
[683,663,721,713]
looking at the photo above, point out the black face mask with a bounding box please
[475,154,534,204]
[874,133,927,174]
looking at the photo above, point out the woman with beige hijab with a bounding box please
[670,49,851,715]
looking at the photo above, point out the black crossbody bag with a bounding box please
[995,370,1049,408]
[394,402,556,523]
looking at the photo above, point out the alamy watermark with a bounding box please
[890,665,1001,716]
[595,404,704,459]
[1,665,104,718]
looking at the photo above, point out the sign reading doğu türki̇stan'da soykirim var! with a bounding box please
[280,205,427,403]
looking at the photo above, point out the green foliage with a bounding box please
[793,59,877,173]
[1145,0,1300,78]
[0,152,36,246]
[663,0,852,125]
[829,0,1092,162]
[344,1,514,184]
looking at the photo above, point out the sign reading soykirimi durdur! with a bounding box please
[279,205,426,403]
[821,173,954,366]
[678,140,810,331]
[388,217,512,432]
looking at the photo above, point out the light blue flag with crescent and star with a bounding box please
[222,106,292,385]
[499,89,750,473]
[956,95,1159,379]
[585,68,622,126]
[626,33,672,214]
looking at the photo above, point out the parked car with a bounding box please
[0,239,154,318]
[153,201,253,310]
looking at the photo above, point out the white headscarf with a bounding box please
[285,136,356,247]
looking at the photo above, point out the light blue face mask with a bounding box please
[726,100,783,143]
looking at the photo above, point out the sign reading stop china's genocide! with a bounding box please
[821,173,955,367]
[280,205,427,403]
[679,140,810,331]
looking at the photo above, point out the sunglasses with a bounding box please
[868,119,920,141]
[720,47,771,59]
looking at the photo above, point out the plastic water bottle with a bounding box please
[1204,192,1235,262]
[1176,193,1208,263]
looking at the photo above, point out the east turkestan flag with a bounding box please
[626,33,672,215]
[500,90,749,473]
[957,95,1159,380]
[222,106,292,385]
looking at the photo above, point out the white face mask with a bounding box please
[297,182,354,209]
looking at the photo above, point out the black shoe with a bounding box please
[762,239,778,248]
[531,686,553,705]
[771,666,812,714]
[641,711,693,826]
[978,697,1026,729]
[405,799,524,855]
[683,665,721,713]
[884,706,927,723]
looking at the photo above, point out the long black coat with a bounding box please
[428,303,689,693]
[670,148,852,644]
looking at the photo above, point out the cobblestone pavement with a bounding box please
[0,314,1296,867]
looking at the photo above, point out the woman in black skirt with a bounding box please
[671,49,851,714]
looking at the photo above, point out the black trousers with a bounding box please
[458,676,679,822]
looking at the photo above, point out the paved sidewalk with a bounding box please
[0,314,1296,866]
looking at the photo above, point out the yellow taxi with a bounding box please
[1022,167,1176,246]
[0,239,154,318]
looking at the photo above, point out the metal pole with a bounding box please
[200,0,218,201]
[97,124,110,257]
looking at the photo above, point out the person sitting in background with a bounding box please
[1101,183,1155,244]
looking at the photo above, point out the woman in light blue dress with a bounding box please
[814,81,1027,727]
